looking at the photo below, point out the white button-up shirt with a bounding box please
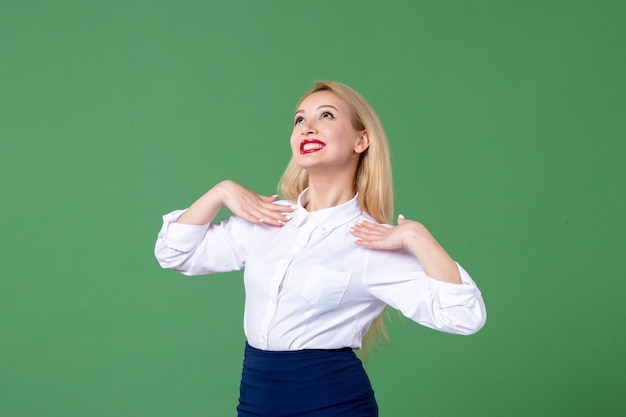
[155,190,486,351]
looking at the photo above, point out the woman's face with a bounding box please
[290,90,369,173]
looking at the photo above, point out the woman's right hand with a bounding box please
[176,180,294,227]
[216,180,294,227]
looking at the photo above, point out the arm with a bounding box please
[351,215,461,284]
[177,179,294,226]
[352,215,485,334]
[155,180,295,275]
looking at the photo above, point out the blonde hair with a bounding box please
[279,81,394,354]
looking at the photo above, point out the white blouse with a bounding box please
[154,190,486,351]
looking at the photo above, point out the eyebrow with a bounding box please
[294,104,340,116]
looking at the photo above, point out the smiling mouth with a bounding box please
[300,139,325,154]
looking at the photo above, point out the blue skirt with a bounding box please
[237,342,378,417]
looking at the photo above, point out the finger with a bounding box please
[260,214,292,226]
[353,238,384,249]
[351,230,387,245]
[354,220,389,232]
[264,202,296,213]
[351,222,388,236]
[236,205,274,225]
[254,208,293,226]
[245,201,293,223]
[253,216,284,227]
[259,194,279,203]
[397,214,406,225]
[351,227,383,239]
[241,209,266,225]
[258,203,294,218]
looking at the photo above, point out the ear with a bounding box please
[353,130,370,154]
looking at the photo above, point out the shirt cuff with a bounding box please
[160,210,211,252]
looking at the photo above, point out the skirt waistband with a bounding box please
[243,342,355,372]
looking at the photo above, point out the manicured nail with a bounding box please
[398,214,405,220]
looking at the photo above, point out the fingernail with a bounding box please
[290,205,297,210]
[398,214,405,220]
[285,215,292,220]
[272,194,278,198]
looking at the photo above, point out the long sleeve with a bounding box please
[154,210,254,276]
[364,249,486,335]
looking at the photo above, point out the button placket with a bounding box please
[258,223,314,349]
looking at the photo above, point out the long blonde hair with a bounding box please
[279,81,394,353]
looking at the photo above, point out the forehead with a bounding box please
[297,90,348,111]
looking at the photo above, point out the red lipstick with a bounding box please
[300,139,325,154]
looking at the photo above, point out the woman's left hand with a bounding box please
[351,215,463,284]
[350,215,413,250]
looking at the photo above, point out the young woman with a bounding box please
[155,81,486,417]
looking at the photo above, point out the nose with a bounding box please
[301,119,317,135]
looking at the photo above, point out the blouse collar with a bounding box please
[292,188,362,231]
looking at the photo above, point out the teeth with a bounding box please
[302,143,324,151]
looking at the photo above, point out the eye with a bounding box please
[321,111,334,119]
[294,116,304,125]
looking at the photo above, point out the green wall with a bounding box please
[2,1,624,416]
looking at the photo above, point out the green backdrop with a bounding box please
[2,1,624,416]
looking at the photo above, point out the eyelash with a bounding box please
[294,111,335,125]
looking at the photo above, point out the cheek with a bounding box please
[289,132,299,152]
[324,125,348,144]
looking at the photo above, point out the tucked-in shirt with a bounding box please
[155,190,486,351]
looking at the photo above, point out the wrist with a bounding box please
[402,221,426,243]
[213,180,233,205]
[402,222,434,253]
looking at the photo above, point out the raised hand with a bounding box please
[176,180,295,227]
[350,215,411,250]
[351,215,462,284]
[219,180,295,227]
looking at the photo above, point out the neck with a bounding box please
[304,172,356,212]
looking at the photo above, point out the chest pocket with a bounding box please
[302,264,352,308]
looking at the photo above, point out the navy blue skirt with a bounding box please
[237,342,378,417]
